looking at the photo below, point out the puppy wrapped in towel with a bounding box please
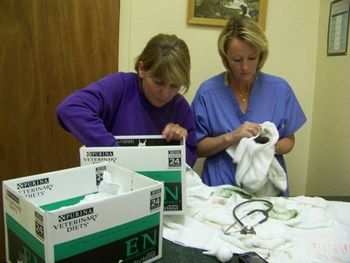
[226,121,287,196]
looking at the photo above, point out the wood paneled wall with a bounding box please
[0,0,120,260]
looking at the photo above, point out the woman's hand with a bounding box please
[162,123,188,141]
[197,121,261,157]
[234,121,261,139]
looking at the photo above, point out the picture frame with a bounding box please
[327,0,350,56]
[187,0,267,29]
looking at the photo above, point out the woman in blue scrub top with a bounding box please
[191,16,306,195]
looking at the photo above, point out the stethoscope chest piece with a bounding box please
[240,226,256,235]
[223,199,273,235]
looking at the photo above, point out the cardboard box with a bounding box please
[3,162,164,263]
[80,135,186,215]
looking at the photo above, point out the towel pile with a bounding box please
[163,167,350,263]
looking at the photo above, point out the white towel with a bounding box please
[226,121,287,196]
[80,171,121,203]
[163,168,350,263]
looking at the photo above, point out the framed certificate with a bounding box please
[327,0,350,56]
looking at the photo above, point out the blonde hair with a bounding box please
[134,34,191,93]
[218,15,268,72]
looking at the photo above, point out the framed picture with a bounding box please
[327,0,350,56]
[187,0,267,29]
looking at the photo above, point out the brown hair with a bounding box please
[134,34,191,93]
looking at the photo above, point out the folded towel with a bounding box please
[226,121,287,196]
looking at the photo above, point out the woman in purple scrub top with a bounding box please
[57,34,197,167]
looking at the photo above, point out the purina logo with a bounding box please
[17,178,49,190]
[16,177,53,199]
[58,207,94,222]
[54,207,98,233]
[86,151,114,157]
[83,151,117,164]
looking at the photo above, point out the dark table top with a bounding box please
[158,239,218,262]
[320,196,350,202]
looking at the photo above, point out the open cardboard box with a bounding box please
[3,162,164,262]
[80,135,186,215]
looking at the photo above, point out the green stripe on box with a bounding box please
[54,212,160,261]
[40,194,89,211]
[6,213,45,259]
[137,170,181,183]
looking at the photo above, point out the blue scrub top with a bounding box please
[191,72,306,195]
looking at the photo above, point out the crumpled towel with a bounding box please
[80,171,121,203]
[270,196,333,229]
[226,121,287,196]
[163,168,350,263]
[163,214,293,261]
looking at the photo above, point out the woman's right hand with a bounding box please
[230,121,261,141]
[162,122,187,142]
[197,121,261,157]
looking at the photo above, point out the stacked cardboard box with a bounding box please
[80,135,186,215]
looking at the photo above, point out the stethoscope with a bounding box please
[223,199,273,235]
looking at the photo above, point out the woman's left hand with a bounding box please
[162,123,188,141]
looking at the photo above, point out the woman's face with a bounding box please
[226,38,259,83]
[138,62,181,107]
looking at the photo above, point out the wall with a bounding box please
[119,0,320,195]
[263,1,319,195]
[307,0,350,196]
